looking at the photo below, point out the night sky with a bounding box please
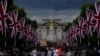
[14,0,93,22]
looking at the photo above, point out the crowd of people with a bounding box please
[0,46,100,56]
[85,47,100,56]
[0,47,33,56]
[0,46,62,56]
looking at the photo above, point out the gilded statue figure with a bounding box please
[49,20,54,30]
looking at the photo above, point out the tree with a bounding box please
[18,8,27,18]
[25,18,31,24]
[0,0,39,48]
[73,16,80,24]
[80,3,95,17]
[63,22,72,31]
[63,3,96,47]
[31,20,38,30]
[7,0,27,18]
[25,18,38,29]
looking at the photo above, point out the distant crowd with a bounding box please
[0,46,100,56]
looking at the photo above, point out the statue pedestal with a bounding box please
[47,29,56,42]
[46,19,56,42]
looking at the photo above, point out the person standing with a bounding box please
[98,49,100,56]
[66,49,71,56]
[31,48,37,56]
[92,47,98,56]
[47,49,52,56]
[53,48,58,56]
[57,47,62,56]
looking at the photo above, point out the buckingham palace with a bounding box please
[36,19,67,42]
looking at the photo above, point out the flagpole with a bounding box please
[5,41,6,47]
[14,35,17,47]
[76,37,77,50]
[98,39,100,46]
[98,40,99,46]
[88,36,90,46]
[80,37,81,45]
[14,38,16,47]
[98,38,100,46]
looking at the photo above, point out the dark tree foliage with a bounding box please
[80,3,95,18]
[63,22,72,31]
[31,20,38,30]
[64,3,99,47]
[0,0,38,48]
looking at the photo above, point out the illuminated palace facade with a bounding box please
[36,19,67,42]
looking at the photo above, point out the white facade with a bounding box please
[41,27,47,40]
[36,20,66,42]
[56,27,62,40]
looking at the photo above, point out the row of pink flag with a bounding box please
[65,0,100,43]
[0,0,37,42]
